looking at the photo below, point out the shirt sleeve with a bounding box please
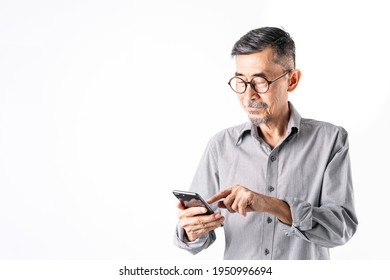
[173,224,216,254]
[280,128,358,248]
[173,136,220,254]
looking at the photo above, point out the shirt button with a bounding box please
[267,217,273,223]
[265,249,270,255]
[268,186,275,192]
[270,156,276,162]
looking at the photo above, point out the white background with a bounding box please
[0,0,389,260]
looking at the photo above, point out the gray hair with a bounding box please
[231,27,296,70]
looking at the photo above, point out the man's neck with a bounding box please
[257,107,290,150]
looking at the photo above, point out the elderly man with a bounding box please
[174,27,358,259]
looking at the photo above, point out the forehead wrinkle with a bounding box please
[235,48,282,78]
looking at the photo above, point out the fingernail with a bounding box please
[214,213,221,218]
[201,208,207,213]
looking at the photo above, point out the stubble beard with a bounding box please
[243,100,270,127]
[250,115,270,126]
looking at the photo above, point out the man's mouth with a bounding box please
[243,101,268,109]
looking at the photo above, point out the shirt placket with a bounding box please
[262,148,279,259]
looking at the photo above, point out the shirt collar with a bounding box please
[286,101,301,135]
[235,101,301,146]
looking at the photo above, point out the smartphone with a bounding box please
[172,190,214,215]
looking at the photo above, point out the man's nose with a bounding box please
[243,83,259,100]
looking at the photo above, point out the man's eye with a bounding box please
[254,80,267,85]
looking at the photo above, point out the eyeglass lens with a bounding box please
[229,77,269,94]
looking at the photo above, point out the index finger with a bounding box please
[207,188,232,204]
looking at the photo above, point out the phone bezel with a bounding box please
[172,190,215,214]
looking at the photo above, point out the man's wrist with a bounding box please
[267,196,292,225]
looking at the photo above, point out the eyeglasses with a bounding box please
[228,70,292,94]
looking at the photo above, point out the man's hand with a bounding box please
[177,202,224,242]
[207,185,292,225]
[207,185,266,216]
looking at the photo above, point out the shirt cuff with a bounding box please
[279,197,314,239]
[173,224,210,254]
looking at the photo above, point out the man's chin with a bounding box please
[249,116,269,126]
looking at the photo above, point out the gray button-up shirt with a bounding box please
[174,102,358,259]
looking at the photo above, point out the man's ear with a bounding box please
[287,69,301,92]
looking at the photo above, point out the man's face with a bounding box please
[235,47,291,126]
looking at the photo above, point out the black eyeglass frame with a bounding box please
[228,70,292,94]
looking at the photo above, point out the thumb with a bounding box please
[177,202,185,210]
